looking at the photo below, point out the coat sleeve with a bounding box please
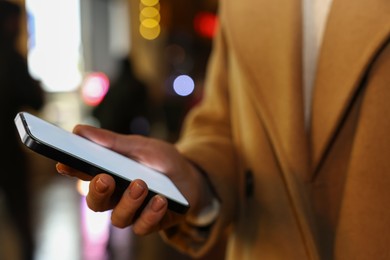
[159,10,240,258]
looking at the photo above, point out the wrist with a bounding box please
[187,196,220,226]
[186,164,220,226]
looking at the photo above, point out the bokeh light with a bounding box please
[139,0,161,40]
[130,116,151,136]
[141,0,159,6]
[173,75,195,96]
[193,11,218,39]
[81,72,110,106]
[140,6,160,22]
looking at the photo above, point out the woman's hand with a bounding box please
[56,124,211,235]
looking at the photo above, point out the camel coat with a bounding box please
[163,0,390,259]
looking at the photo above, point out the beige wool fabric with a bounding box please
[163,0,390,259]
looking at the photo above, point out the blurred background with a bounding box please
[0,0,226,259]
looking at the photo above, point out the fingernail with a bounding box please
[130,182,145,199]
[151,196,166,212]
[96,177,109,193]
[56,163,67,176]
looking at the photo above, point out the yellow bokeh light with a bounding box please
[141,0,159,7]
[139,23,161,40]
[141,18,159,29]
[139,0,161,40]
[140,7,160,22]
[139,2,160,10]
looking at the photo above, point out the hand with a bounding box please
[56,124,211,235]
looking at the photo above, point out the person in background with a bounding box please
[0,1,45,259]
[57,0,390,259]
[92,57,151,137]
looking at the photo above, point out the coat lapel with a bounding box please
[310,0,390,176]
[225,1,322,259]
[225,0,310,179]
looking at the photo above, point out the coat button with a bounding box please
[245,170,254,198]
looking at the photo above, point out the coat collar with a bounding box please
[310,0,390,175]
[224,0,390,178]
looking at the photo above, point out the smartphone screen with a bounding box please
[14,111,189,214]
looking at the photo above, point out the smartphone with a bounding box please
[14,111,189,214]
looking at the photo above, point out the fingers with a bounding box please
[56,163,92,181]
[72,124,132,153]
[110,179,168,235]
[131,195,168,235]
[72,124,115,145]
[111,180,148,227]
[58,161,170,233]
[55,125,175,234]
[86,174,116,211]
[73,125,153,164]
